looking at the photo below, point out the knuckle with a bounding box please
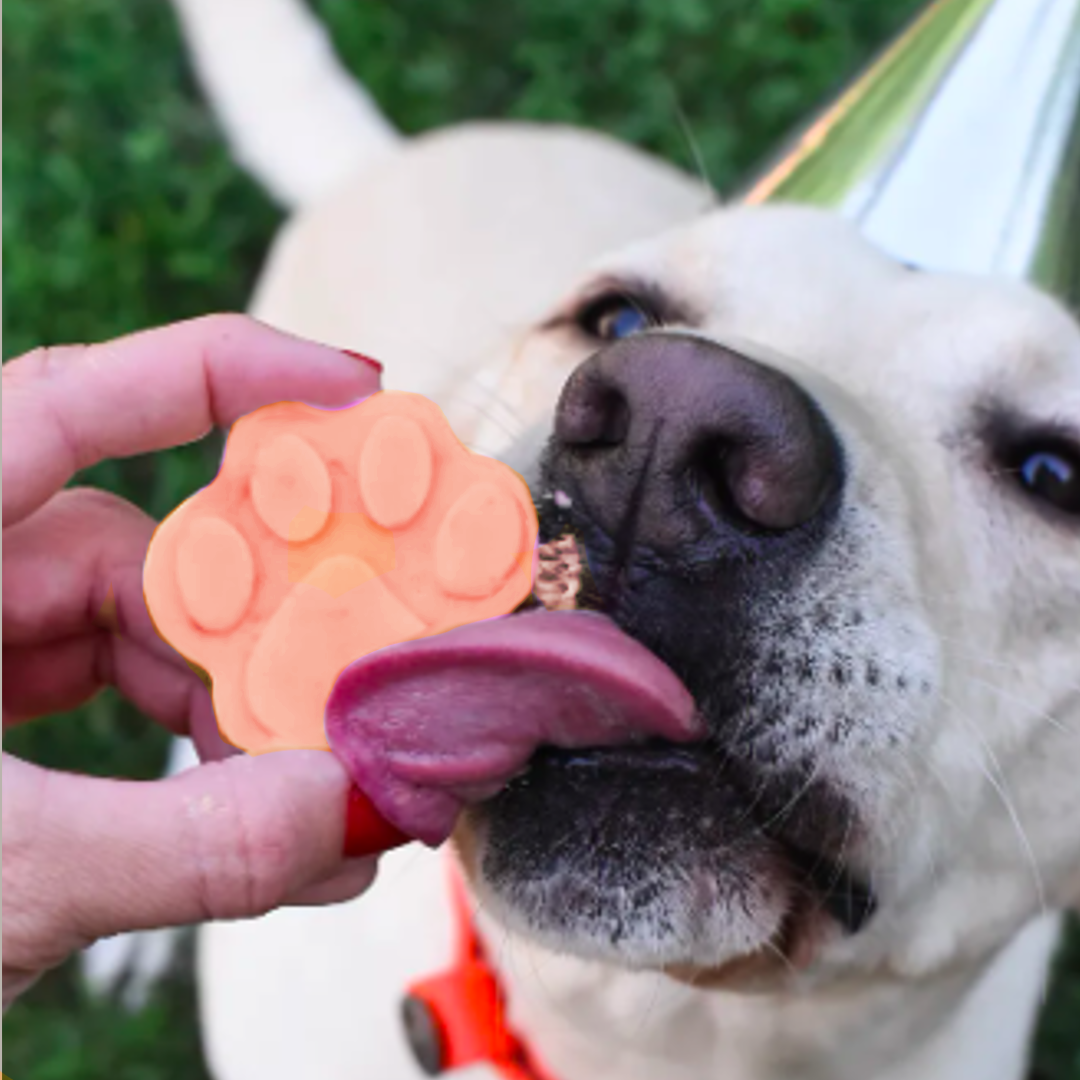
[4,344,81,388]
[186,763,305,920]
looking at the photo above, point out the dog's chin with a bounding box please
[459,744,874,979]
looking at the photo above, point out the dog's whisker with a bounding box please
[924,629,1080,737]
[628,970,669,1049]
[507,930,564,1031]
[960,670,1077,738]
[660,79,721,207]
[473,879,574,1046]
[933,688,1048,918]
[456,396,526,448]
[852,741,974,953]
[892,737,957,894]
[461,372,529,431]
[818,805,858,908]
[748,755,825,838]
[926,592,1079,630]
[760,937,800,980]
[934,626,1080,681]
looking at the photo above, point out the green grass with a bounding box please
[2,1,1077,1077]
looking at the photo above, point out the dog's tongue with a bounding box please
[325,610,700,845]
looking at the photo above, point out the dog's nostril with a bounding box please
[556,380,630,448]
[688,439,740,522]
[689,437,836,532]
[728,443,838,531]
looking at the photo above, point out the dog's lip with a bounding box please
[524,743,877,938]
[324,609,702,845]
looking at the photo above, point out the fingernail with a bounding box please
[343,784,411,857]
[341,349,384,376]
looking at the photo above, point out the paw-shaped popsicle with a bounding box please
[144,391,539,754]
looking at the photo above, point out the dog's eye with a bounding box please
[577,294,656,342]
[1012,443,1080,515]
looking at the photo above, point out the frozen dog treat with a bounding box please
[144,391,538,754]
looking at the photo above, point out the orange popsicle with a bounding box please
[144,391,539,754]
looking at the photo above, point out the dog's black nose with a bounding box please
[552,334,842,553]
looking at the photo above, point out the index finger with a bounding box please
[2,314,382,527]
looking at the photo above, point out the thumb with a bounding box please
[3,750,372,981]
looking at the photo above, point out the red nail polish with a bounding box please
[343,785,411,857]
[341,349,384,375]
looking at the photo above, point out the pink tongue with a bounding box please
[324,609,700,845]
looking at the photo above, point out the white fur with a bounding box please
[152,3,1080,1078]
[170,0,399,208]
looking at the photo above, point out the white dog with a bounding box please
[122,2,1080,1078]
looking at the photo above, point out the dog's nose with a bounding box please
[552,334,842,553]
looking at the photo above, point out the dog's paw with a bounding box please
[144,391,537,753]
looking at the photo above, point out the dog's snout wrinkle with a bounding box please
[552,334,844,556]
[600,421,660,608]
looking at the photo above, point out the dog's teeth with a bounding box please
[533,533,583,611]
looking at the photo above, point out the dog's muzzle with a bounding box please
[464,333,878,966]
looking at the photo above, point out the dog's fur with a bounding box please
[160,3,1080,1078]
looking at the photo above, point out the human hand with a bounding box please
[2,315,387,1010]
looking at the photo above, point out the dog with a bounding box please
[128,2,1080,1077]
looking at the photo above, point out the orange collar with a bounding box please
[402,863,559,1080]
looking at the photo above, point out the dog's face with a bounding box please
[456,205,1080,985]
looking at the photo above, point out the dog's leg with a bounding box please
[170,0,401,209]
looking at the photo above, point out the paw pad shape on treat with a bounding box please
[144,391,539,754]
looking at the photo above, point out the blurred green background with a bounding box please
[3,0,1078,1077]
